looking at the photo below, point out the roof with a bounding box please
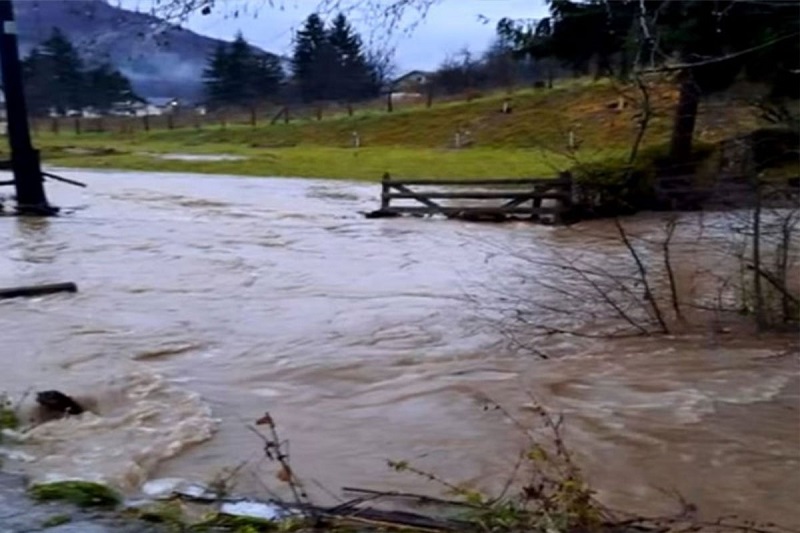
[391,70,433,86]
[147,97,180,107]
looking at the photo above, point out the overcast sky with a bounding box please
[125,0,548,73]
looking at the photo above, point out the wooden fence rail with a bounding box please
[368,173,574,223]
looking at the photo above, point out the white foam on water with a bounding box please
[11,371,219,493]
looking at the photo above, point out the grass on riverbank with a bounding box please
[40,145,590,181]
[18,78,766,181]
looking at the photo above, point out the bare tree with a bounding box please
[136,0,439,29]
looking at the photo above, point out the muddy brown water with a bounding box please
[0,169,797,526]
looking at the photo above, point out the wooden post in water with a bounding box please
[0,282,77,300]
[380,173,391,211]
[0,0,56,215]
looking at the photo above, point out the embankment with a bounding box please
[15,79,795,185]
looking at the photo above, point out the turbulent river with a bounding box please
[0,170,797,526]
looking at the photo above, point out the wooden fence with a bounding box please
[367,173,574,223]
[26,85,536,136]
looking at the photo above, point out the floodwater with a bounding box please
[140,152,248,162]
[0,170,797,526]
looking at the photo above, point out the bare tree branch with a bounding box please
[641,31,800,74]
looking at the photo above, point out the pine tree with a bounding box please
[22,47,51,116]
[203,42,232,106]
[251,53,284,100]
[226,33,256,104]
[204,33,284,108]
[327,13,372,100]
[292,13,331,102]
[85,63,139,112]
[291,12,381,102]
[40,28,86,114]
[22,28,139,116]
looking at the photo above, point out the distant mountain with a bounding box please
[12,0,281,102]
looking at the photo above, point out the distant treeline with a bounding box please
[204,13,564,110]
[204,13,388,109]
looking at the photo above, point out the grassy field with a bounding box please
[19,78,764,181]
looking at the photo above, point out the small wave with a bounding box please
[9,371,219,493]
[306,186,362,202]
[175,198,232,209]
[133,342,205,361]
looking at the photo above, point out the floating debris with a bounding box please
[141,478,215,501]
[220,500,288,521]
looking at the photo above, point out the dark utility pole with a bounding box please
[0,0,56,215]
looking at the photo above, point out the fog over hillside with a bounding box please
[12,0,280,101]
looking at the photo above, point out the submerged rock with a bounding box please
[35,391,85,418]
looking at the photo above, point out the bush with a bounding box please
[29,481,122,509]
[570,142,717,215]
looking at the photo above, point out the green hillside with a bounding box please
[20,79,783,181]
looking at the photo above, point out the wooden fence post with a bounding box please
[51,117,59,134]
[426,85,433,108]
[386,92,393,113]
[74,117,81,135]
[347,103,353,116]
[142,114,150,132]
[316,106,323,121]
[381,172,391,210]
[561,171,575,213]
[167,113,174,130]
[270,106,287,125]
[250,106,257,127]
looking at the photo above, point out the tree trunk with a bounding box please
[669,72,701,163]
[618,46,630,82]
[752,183,765,331]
